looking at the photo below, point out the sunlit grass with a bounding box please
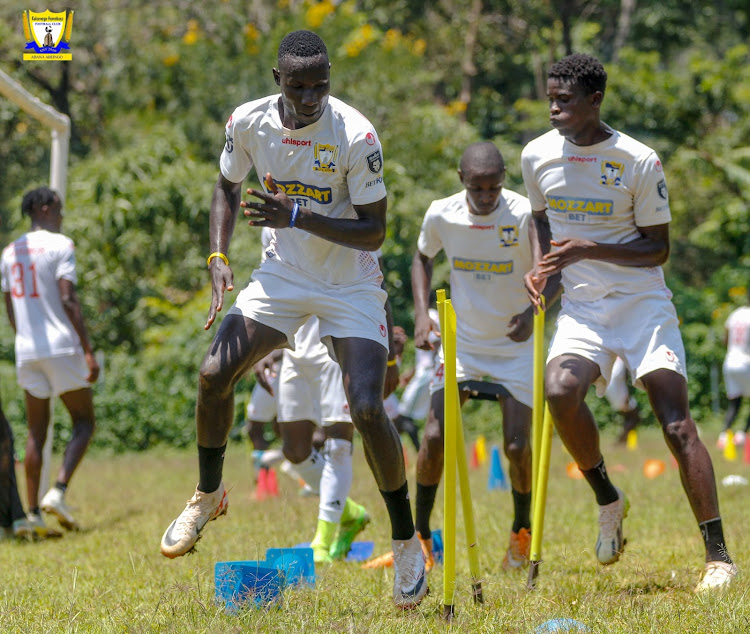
[1,425,748,632]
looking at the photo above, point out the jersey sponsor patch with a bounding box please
[452,257,513,274]
[366,150,382,174]
[657,179,668,199]
[313,143,338,172]
[547,195,613,216]
[269,180,333,204]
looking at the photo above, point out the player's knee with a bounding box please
[504,436,530,465]
[661,417,697,453]
[282,443,312,464]
[72,418,95,438]
[545,372,584,415]
[421,422,444,457]
[348,393,383,428]
[198,358,232,398]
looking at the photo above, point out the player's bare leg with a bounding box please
[23,393,51,514]
[642,369,735,588]
[161,315,286,558]
[546,354,627,565]
[501,396,532,570]
[334,336,426,607]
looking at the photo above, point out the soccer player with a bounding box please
[522,53,736,591]
[409,141,555,572]
[718,288,750,448]
[159,30,426,608]
[265,314,370,563]
[603,357,641,445]
[1,187,99,533]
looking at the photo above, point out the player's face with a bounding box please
[459,168,504,216]
[547,77,602,142]
[274,55,331,129]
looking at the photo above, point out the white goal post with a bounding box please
[0,67,70,502]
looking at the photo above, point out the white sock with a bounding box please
[289,449,324,496]
[319,438,353,524]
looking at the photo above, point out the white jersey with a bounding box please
[417,189,533,356]
[1,230,81,362]
[725,307,750,367]
[220,95,387,286]
[521,127,672,303]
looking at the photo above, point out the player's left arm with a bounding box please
[379,255,400,397]
[536,222,670,277]
[3,292,15,333]
[58,278,100,383]
[242,174,386,251]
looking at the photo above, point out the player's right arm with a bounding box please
[411,250,437,350]
[205,175,242,330]
[3,292,15,333]
[58,279,100,383]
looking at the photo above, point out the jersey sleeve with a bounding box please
[521,147,547,211]
[632,151,672,227]
[345,126,387,206]
[219,109,254,184]
[55,238,77,283]
[416,203,443,259]
[0,251,9,292]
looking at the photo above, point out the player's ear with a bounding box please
[272,68,281,86]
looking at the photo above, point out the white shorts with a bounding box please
[384,393,400,420]
[17,353,90,399]
[227,259,389,353]
[277,352,352,426]
[397,365,434,420]
[548,291,687,397]
[245,366,280,423]
[723,360,750,399]
[430,344,534,408]
[603,357,637,412]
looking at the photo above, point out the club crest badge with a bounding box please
[22,10,73,61]
[657,179,668,200]
[499,225,518,247]
[366,150,382,174]
[600,160,624,186]
[313,143,339,173]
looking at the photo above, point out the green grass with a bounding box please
[1,426,749,633]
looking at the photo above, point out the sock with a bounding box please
[581,459,619,506]
[310,518,338,550]
[380,482,415,541]
[511,489,532,532]
[415,482,438,539]
[30,506,40,516]
[198,444,226,494]
[55,481,68,493]
[290,449,325,496]
[699,517,732,564]
[340,497,362,525]
[318,438,353,524]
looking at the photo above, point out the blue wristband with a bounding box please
[289,202,300,228]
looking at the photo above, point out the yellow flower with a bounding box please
[412,38,426,56]
[382,28,401,51]
[729,286,747,299]
[163,53,179,67]
[306,0,335,29]
[182,30,198,45]
[244,23,259,41]
[445,100,467,116]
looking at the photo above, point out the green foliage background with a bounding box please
[0,1,748,451]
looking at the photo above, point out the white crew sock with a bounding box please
[289,449,324,496]
[319,438,353,524]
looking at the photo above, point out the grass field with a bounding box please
[1,424,749,633]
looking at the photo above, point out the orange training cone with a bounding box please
[643,458,665,479]
[267,467,280,497]
[255,467,269,501]
[470,442,480,470]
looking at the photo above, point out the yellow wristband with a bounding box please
[387,358,398,367]
[207,252,229,267]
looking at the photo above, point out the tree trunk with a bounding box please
[457,0,483,121]
[613,0,637,61]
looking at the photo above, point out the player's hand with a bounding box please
[391,325,407,357]
[537,238,597,277]
[241,173,295,228]
[84,351,100,383]
[253,353,278,395]
[524,267,547,313]
[414,313,439,350]
[205,259,234,330]
[507,307,533,342]
[384,362,399,399]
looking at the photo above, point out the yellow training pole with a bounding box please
[531,303,546,507]
[437,290,457,620]
[527,404,554,589]
[447,299,483,604]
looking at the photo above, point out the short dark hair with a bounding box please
[459,142,505,175]
[21,187,58,217]
[548,53,607,95]
[278,30,328,67]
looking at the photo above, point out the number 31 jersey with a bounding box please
[1,230,81,362]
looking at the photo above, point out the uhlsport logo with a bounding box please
[22,10,74,61]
